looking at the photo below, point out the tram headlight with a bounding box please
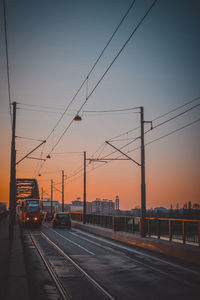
[34,217,38,221]
[26,217,30,220]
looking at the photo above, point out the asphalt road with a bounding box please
[22,222,200,300]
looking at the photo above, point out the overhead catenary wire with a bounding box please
[145,118,200,147]
[3,0,12,125]
[152,103,200,129]
[64,118,200,186]
[47,0,158,157]
[108,96,200,142]
[37,97,200,188]
[36,0,139,174]
[152,96,200,122]
[15,136,45,142]
[40,0,137,143]
[18,108,66,115]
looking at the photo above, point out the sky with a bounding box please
[0,0,200,210]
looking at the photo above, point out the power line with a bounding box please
[41,0,137,143]
[18,102,65,111]
[61,100,200,183]
[49,117,200,188]
[3,0,12,125]
[152,103,200,129]
[15,136,44,142]
[83,107,140,113]
[152,96,200,122]
[86,102,200,167]
[83,118,200,179]
[146,118,200,146]
[108,96,200,142]
[48,0,158,155]
[36,0,138,174]
[18,108,65,115]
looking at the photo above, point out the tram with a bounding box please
[18,199,43,227]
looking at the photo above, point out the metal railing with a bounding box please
[70,212,200,246]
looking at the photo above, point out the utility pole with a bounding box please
[62,170,64,212]
[51,179,53,214]
[92,106,148,238]
[41,187,44,210]
[9,101,17,239]
[140,106,146,237]
[83,151,86,223]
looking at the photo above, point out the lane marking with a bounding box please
[69,231,200,288]
[43,225,95,255]
[72,229,200,276]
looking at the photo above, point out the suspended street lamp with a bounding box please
[73,114,82,121]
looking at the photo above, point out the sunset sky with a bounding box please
[0,0,200,210]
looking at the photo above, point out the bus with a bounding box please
[19,199,43,227]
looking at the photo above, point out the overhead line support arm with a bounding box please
[105,141,141,166]
[16,140,46,165]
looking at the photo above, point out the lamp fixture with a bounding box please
[73,114,82,121]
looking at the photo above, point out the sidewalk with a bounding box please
[0,215,30,300]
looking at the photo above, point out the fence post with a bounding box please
[182,221,186,244]
[169,220,172,241]
[132,218,135,233]
[198,221,200,247]
[157,219,160,239]
[139,218,141,234]
[148,219,151,237]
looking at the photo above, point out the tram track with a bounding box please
[43,225,200,290]
[29,231,115,300]
[30,233,71,300]
[67,230,200,289]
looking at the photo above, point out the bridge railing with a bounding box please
[70,212,200,246]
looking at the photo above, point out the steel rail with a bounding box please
[41,231,115,300]
[30,233,72,300]
[72,229,200,275]
[68,230,200,289]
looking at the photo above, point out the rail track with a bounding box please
[29,231,115,300]
[67,229,200,288]
[42,224,200,289]
[24,225,200,300]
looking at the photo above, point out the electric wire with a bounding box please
[41,0,137,142]
[36,0,138,174]
[152,96,200,122]
[108,97,200,142]
[145,118,200,147]
[15,136,44,142]
[47,0,158,157]
[152,103,200,129]
[65,118,200,185]
[37,99,199,188]
[83,107,141,113]
[18,102,65,111]
[3,0,12,125]
[18,108,65,115]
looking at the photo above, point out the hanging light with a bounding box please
[46,154,51,159]
[73,114,82,121]
[38,173,41,176]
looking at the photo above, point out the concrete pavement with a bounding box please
[0,215,30,300]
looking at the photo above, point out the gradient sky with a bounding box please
[0,0,200,210]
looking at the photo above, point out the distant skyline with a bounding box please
[0,0,200,209]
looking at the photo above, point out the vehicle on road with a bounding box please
[19,199,43,227]
[52,212,71,228]
[44,212,54,222]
